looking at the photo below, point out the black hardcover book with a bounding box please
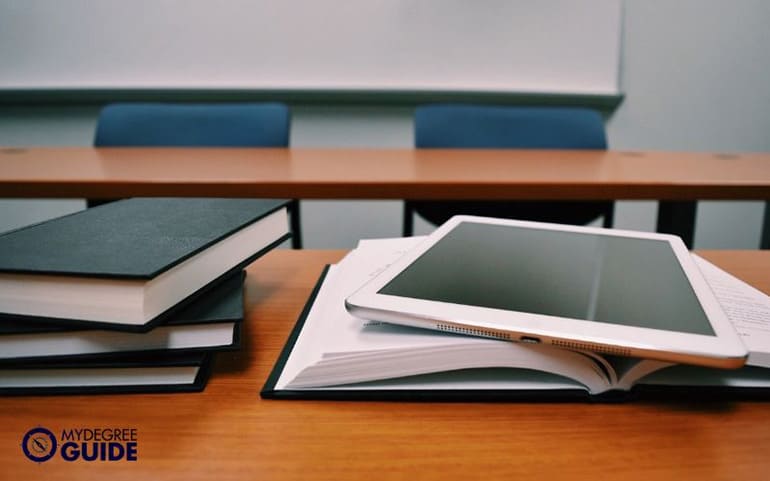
[0,271,246,363]
[0,351,213,396]
[0,198,290,331]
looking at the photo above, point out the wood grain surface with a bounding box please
[0,249,768,481]
[1,147,769,200]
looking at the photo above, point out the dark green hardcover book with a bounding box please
[0,351,214,395]
[0,271,246,363]
[0,198,290,331]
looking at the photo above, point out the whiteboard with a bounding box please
[0,0,622,96]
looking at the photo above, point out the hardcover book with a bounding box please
[0,351,213,395]
[0,271,246,363]
[262,238,770,401]
[0,198,290,330]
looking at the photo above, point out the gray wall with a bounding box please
[1,0,768,249]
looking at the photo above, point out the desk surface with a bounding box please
[0,249,769,481]
[1,147,769,200]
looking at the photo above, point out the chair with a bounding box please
[91,102,302,249]
[403,104,614,236]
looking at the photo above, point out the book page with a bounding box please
[692,254,770,368]
[276,237,612,394]
[610,356,674,391]
[271,265,342,389]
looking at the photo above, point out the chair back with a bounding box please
[94,102,290,147]
[415,105,606,150]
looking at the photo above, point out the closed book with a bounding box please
[0,351,213,395]
[0,271,246,363]
[262,238,770,401]
[0,198,290,331]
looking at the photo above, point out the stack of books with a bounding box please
[0,198,290,395]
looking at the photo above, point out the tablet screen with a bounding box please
[378,221,715,336]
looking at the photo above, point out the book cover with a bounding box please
[0,198,288,278]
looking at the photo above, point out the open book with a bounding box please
[262,238,770,400]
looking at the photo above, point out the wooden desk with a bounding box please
[0,249,768,481]
[1,147,769,246]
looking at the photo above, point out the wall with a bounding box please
[0,0,768,248]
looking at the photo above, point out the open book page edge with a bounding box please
[286,341,613,394]
[291,368,594,393]
[273,266,342,390]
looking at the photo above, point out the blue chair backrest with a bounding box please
[94,102,290,147]
[414,105,606,150]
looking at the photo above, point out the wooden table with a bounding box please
[0,249,768,481]
[1,147,769,247]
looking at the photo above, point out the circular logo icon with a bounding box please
[21,427,57,463]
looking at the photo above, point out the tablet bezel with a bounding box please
[345,216,748,369]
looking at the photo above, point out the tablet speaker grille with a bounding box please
[551,339,631,357]
[435,323,512,341]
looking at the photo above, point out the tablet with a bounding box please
[345,216,748,369]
